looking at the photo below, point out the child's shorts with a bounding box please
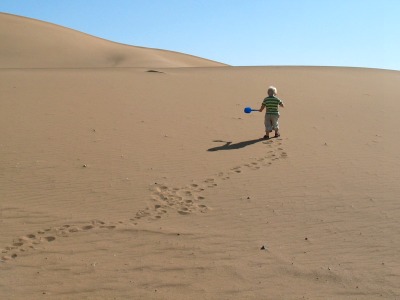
[265,114,279,132]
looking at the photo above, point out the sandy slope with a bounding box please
[1,14,400,300]
[0,13,226,68]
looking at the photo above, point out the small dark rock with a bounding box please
[147,70,164,74]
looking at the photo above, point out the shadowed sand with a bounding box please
[1,13,400,299]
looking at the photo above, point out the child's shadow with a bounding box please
[207,138,264,152]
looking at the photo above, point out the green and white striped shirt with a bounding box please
[262,96,283,115]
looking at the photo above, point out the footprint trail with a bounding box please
[1,139,287,262]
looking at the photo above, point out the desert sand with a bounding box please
[1,13,400,299]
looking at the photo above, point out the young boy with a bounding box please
[259,86,285,139]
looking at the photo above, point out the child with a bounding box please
[259,86,285,139]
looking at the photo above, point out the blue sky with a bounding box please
[1,0,399,70]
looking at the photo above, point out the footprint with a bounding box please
[100,225,116,230]
[135,209,150,219]
[68,227,80,233]
[82,225,94,231]
[44,236,56,242]
[203,178,218,187]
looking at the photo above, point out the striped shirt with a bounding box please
[262,96,283,115]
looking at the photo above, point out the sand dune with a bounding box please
[0,13,226,68]
[1,13,400,299]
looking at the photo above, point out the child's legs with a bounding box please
[271,115,280,133]
[264,114,273,133]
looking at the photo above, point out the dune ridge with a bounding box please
[0,13,227,69]
[1,13,400,300]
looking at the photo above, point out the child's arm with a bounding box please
[259,104,265,112]
[279,103,284,108]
